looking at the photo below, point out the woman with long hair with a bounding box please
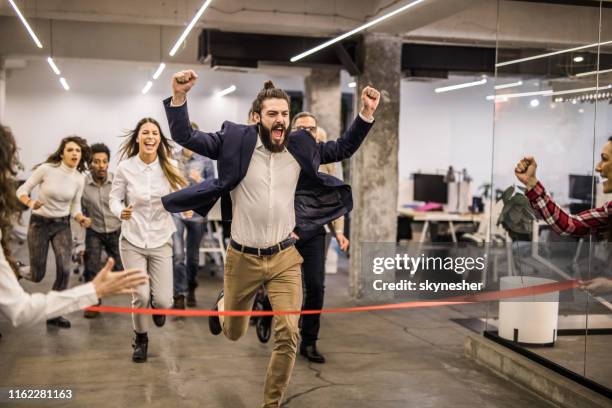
[1,125,147,328]
[16,135,93,328]
[110,117,186,363]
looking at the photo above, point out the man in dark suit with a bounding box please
[162,69,380,408]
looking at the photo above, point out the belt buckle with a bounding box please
[257,247,261,257]
[277,243,282,253]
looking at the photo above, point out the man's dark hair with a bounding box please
[291,111,318,129]
[252,81,291,114]
[90,143,111,160]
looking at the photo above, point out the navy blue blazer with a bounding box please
[161,97,374,238]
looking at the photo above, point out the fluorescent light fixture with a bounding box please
[59,77,70,91]
[435,78,487,93]
[575,68,612,78]
[487,89,552,100]
[47,57,61,75]
[169,0,213,57]
[529,98,540,108]
[8,0,43,48]
[290,0,426,62]
[496,40,612,67]
[216,85,236,97]
[347,81,356,88]
[487,84,612,101]
[142,81,153,94]
[152,62,166,80]
[573,56,584,63]
[494,80,522,90]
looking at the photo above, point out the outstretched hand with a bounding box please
[360,86,381,120]
[172,70,199,105]
[92,258,148,299]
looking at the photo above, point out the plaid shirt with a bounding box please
[526,181,612,237]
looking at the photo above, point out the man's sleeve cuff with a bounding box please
[164,96,186,108]
[358,112,375,124]
[525,181,545,200]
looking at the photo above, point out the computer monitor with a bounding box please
[569,174,596,202]
[413,174,448,204]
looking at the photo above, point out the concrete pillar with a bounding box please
[349,34,402,298]
[304,68,341,140]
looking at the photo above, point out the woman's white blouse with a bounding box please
[109,155,177,249]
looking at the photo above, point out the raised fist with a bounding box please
[360,86,381,120]
[172,70,199,105]
[514,156,538,189]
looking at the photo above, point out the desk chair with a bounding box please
[200,200,226,268]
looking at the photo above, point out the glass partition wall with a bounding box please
[484,0,612,394]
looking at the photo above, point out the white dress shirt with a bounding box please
[0,231,98,328]
[16,162,85,219]
[230,136,301,248]
[109,155,176,249]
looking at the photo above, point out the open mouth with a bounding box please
[271,126,284,141]
[144,141,156,149]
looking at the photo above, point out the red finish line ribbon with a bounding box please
[85,279,580,317]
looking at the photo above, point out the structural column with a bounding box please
[304,68,341,140]
[349,33,402,298]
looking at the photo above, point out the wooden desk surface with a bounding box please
[398,208,485,223]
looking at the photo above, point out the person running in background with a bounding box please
[290,113,349,364]
[172,122,215,309]
[81,143,124,319]
[16,136,93,329]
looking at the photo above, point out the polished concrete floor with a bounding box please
[0,249,558,408]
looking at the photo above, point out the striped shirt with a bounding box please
[526,181,612,237]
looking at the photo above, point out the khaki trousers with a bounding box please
[221,244,303,408]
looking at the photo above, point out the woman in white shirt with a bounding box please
[0,125,147,330]
[16,136,93,329]
[110,117,186,363]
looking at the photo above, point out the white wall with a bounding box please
[5,58,305,177]
[399,75,612,203]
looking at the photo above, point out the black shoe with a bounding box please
[187,282,198,307]
[208,290,224,335]
[173,295,186,310]
[300,344,326,364]
[83,309,100,319]
[152,313,166,327]
[46,316,71,329]
[132,332,148,363]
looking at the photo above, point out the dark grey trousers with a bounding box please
[27,214,72,291]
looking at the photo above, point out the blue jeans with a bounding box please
[172,215,206,296]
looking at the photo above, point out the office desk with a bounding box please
[398,208,485,243]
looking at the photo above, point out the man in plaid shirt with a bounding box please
[515,138,612,294]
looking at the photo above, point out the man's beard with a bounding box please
[258,123,289,153]
[93,170,107,183]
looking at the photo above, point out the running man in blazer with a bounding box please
[161,70,380,408]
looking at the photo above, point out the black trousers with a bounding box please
[27,214,72,291]
[83,229,123,282]
[295,227,326,346]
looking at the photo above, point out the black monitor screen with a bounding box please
[413,174,448,204]
[569,174,596,202]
